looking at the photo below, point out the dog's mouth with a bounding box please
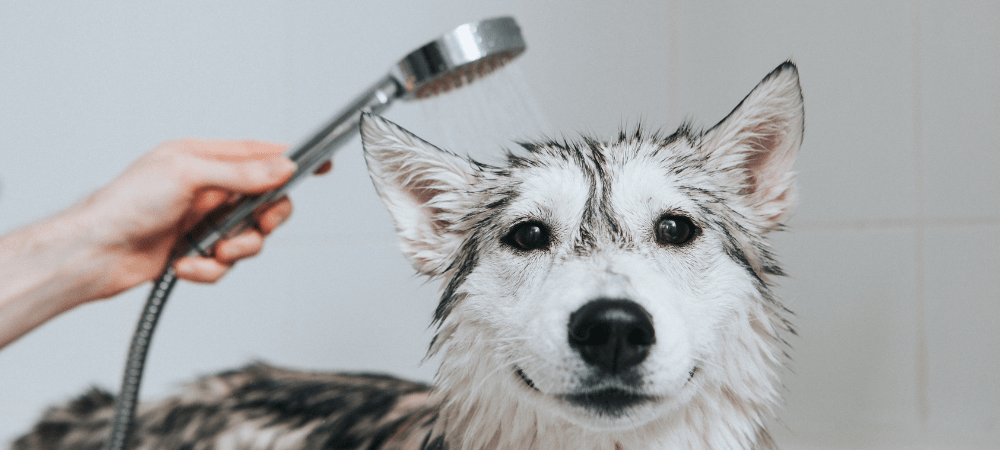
[514,364,700,414]
[514,365,657,417]
[560,388,655,417]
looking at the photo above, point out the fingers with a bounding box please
[152,141,305,284]
[214,229,265,263]
[178,140,288,160]
[188,188,234,216]
[212,197,291,261]
[173,197,292,283]
[173,256,231,283]
[161,140,332,204]
[165,140,296,195]
[173,231,263,283]
[172,231,262,283]
[187,155,296,194]
[254,196,293,234]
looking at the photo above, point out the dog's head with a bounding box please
[361,62,802,442]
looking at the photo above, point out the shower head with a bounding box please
[291,16,526,175]
[394,16,526,99]
[180,16,527,259]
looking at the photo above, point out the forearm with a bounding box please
[0,204,113,348]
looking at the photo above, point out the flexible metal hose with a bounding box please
[104,266,178,450]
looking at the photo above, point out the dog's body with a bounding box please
[15,62,803,450]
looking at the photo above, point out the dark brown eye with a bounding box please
[504,221,550,251]
[656,215,696,245]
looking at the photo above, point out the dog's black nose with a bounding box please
[568,299,655,374]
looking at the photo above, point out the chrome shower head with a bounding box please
[394,16,526,99]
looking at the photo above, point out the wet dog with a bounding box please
[15,61,803,450]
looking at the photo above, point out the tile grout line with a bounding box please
[911,0,929,434]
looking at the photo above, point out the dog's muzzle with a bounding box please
[523,298,659,417]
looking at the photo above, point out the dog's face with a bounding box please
[361,63,802,434]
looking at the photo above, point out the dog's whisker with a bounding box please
[467,354,539,396]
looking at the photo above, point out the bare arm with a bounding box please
[0,140,301,348]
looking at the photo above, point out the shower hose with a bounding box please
[104,266,178,450]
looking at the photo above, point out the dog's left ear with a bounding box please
[702,61,804,230]
[360,113,476,276]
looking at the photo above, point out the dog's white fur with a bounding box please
[359,62,803,449]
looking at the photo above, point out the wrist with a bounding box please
[0,204,116,346]
[57,200,122,292]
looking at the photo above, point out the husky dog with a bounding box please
[14,61,803,450]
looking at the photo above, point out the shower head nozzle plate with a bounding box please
[393,16,526,100]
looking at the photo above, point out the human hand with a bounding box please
[0,140,331,347]
[78,140,298,299]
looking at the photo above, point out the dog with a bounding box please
[14,61,803,450]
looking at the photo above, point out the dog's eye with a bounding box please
[504,221,550,251]
[655,215,696,245]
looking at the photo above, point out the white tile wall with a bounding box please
[919,1,1000,220]
[1,1,998,448]
[925,224,1000,436]
[771,228,922,436]
[673,0,921,225]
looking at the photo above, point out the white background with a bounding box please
[1,1,998,449]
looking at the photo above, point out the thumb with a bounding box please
[187,155,296,194]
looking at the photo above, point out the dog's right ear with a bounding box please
[360,113,477,276]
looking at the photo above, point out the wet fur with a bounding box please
[14,62,804,450]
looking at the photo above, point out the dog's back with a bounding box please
[13,364,439,450]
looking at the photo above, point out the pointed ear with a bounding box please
[361,113,476,276]
[702,61,804,230]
